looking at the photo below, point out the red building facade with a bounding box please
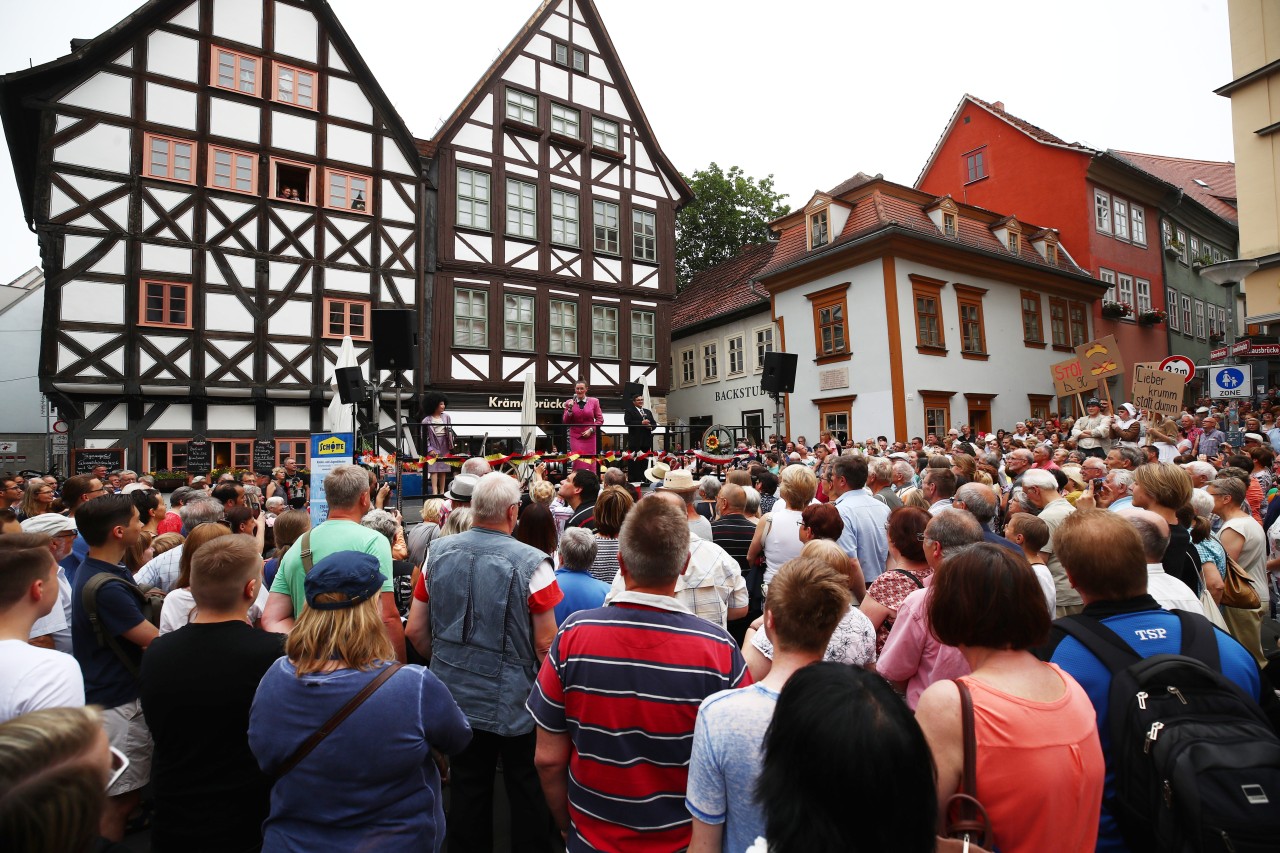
[917,96,1169,400]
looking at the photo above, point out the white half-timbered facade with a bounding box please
[428,0,691,427]
[0,0,426,471]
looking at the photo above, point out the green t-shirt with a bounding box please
[270,519,393,617]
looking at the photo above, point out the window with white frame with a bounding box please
[550,190,579,246]
[1094,189,1111,233]
[1113,198,1130,241]
[702,341,719,381]
[680,347,696,385]
[1167,288,1180,331]
[1131,206,1146,245]
[1175,228,1188,262]
[591,117,620,150]
[572,49,586,72]
[633,209,657,262]
[810,209,829,249]
[506,179,536,239]
[592,305,618,357]
[1195,301,1206,339]
[754,326,774,370]
[1136,278,1151,313]
[273,62,315,108]
[727,335,745,375]
[631,311,655,361]
[505,88,537,126]
[593,200,620,254]
[555,43,568,66]
[1162,220,1173,247]
[551,103,580,138]
[1117,274,1134,307]
[454,288,487,348]
[1181,295,1192,332]
[325,169,370,212]
[1209,305,1218,338]
[1218,306,1228,336]
[549,299,577,354]
[1100,268,1117,302]
[504,293,535,351]
[457,168,490,230]
[1190,235,1200,262]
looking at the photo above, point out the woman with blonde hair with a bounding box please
[149,531,185,559]
[250,552,471,852]
[747,465,816,586]
[0,706,118,853]
[898,487,931,511]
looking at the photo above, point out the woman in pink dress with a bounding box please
[562,381,603,472]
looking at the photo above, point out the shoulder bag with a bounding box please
[943,679,995,850]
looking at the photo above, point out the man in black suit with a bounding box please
[624,393,656,482]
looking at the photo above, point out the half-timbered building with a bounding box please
[425,0,691,441]
[0,0,427,472]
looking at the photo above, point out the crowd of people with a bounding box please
[2,392,1280,852]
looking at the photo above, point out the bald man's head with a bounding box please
[1117,508,1170,564]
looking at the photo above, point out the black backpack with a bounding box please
[1058,611,1280,852]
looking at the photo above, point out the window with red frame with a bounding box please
[209,146,257,194]
[324,298,369,340]
[212,47,259,96]
[276,439,309,468]
[144,134,195,184]
[274,62,316,109]
[325,169,371,212]
[140,280,192,329]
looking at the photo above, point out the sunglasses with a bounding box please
[108,745,129,790]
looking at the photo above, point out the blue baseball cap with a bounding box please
[304,551,385,610]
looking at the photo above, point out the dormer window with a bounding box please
[810,209,829,249]
[943,212,957,237]
[1046,244,1057,264]
[1008,233,1020,256]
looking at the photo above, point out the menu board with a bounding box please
[253,439,275,475]
[72,448,124,475]
[186,439,211,475]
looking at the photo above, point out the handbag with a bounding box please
[273,662,403,779]
[1221,550,1261,610]
[943,680,995,850]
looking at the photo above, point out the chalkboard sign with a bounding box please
[253,440,275,475]
[72,448,124,475]
[186,439,211,475]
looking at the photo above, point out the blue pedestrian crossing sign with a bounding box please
[1209,365,1252,399]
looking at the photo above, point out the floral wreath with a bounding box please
[704,434,720,452]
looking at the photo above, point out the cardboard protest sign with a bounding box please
[1131,362,1184,419]
[1074,335,1124,383]
[1050,357,1098,398]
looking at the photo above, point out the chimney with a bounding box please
[992,101,1005,112]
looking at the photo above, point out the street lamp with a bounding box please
[1199,258,1259,428]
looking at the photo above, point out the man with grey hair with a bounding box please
[460,456,492,477]
[553,527,607,625]
[133,495,224,592]
[1183,460,1216,489]
[1101,469,1135,511]
[891,459,917,493]
[1117,508,1203,613]
[877,511,984,708]
[1106,445,1144,471]
[422,471,562,852]
[529,495,748,851]
[1021,467,1080,616]
[953,483,1020,554]
[867,456,902,510]
[261,464,405,662]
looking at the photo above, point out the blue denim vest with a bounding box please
[426,526,545,736]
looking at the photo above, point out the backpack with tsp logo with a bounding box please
[1058,610,1280,852]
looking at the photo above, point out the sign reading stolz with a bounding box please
[309,432,353,526]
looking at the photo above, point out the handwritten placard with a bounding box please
[1050,357,1098,398]
[1075,335,1124,383]
[1132,363,1184,419]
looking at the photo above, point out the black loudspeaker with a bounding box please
[761,352,798,394]
[371,309,416,371]
[623,382,644,399]
[335,366,368,404]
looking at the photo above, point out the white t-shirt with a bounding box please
[28,566,73,654]
[159,583,272,634]
[1029,562,1056,617]
[0,638,85,723]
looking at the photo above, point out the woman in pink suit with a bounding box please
[562,380,603,471]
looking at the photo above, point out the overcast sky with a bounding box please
[0,0,1235,283]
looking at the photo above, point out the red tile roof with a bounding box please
[1109,150,1238,226]
[672,243,777,333]
[755,177,1092,283]
[964,94,1090,150]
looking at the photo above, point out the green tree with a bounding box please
[676,163,790,288]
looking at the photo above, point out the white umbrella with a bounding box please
[325,335,358,434]
[518,371,538,483]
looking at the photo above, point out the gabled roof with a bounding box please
[429,0,692,206]
[1108,150,1238,227]
[0,0,426,221]
[755,175,1095,285]
[671,242,776,334]
[915,94,1093,187]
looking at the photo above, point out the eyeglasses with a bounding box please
[107,745,130,791]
